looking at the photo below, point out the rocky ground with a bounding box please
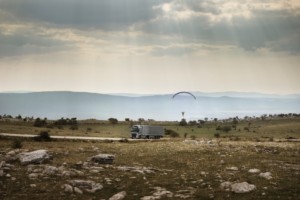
[0,138,299,199]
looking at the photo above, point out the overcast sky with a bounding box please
[0,0,300,95]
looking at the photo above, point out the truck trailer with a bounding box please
[131,125,164,139]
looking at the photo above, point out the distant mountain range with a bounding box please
[0,91,299,121]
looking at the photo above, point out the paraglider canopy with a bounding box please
[172,91,196,99]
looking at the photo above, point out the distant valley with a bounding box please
[0,91,299,121]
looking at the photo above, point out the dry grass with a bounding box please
[0,137,299,199]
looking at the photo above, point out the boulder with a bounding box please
[109,191,127,200]
[64,184,73,193]
[231,182,256,193]
[19,150,50,165]
[90,154,115,164]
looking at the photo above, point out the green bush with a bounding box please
[165,129,180,138]
[214,133,220,138]
[11,139,23,149]
[190,135,196,140]
[34,131,51,142]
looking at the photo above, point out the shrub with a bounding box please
[11,139,23,149]
[214,133,220,138]
[190,135,196,140]
[222,126,231,133]
[217,126,231,133]
[119,138,129,143]
[179,118,188,126]
[184,133,188,138]
[70,125,78,130]
[165,129,180,138]
[244,127,250,132]
[86,127,92,132]
[33,118,47,127]
[34,131,51,142]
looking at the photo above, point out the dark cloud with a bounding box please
[0,0,299,55]
[0,30,71,58]
[0,0,169,30]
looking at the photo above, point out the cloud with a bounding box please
[0,0,169,30]
[0,0,299,58]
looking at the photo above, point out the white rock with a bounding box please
[231,182,256,193]
[28,173,39,179]
[43,166,58,175]
[64,184,73,193]
[74,187,83,194]
[248,169,261,173]
[259,172,272,180]
[226,167,239,171]
[69,180,103,193]
[19,150,50,165]
[220,182,232,190]
[109,191,127,200]
[90,154,115,164]
[30,184,37,188]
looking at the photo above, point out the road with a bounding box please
[0,133,139,141]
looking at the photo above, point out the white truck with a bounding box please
[131,125,164,139]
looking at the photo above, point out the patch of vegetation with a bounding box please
[11,138,23,149]
[165,129,180,138]
[34,131,51,142]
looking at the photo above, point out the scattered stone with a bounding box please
[226,167,239,171]
[69,180,103,193]
[0,169,4,177]
[141,187,173,200]
[259,172,272,180]
[90,154,115,164]
[64,184,73,193]
[74,187,83,194]
[220,182,232,191]
[117,166,155,174]
[11,177,16,181]
[28,173,39,179]
[19,150,50,165]
[248,168,261,173]
[109,191,127,200]
[30,184,37,188]
[231,182,256,193]
[183,140,199,145]
[43,166,58,175]
[220,160,225,164]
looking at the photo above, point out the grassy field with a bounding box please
[0,118,299,199]
[0,118,299,139]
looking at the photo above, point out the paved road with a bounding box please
[0,133,140,141]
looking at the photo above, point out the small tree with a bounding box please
[34,118,47,127]
[108,118,118,125]
[179,118,187,126]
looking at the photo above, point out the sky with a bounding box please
[0,0,300,95]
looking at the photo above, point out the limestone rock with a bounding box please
[220,182,232,191]
[259,172,272,180]
[226,167,239,171]
[231,182,256,193]
[248,169,261,173]
[64,184,73,193]
[69,179,103,193]
[109,191,127,200]
[19,150,50,165]
[90,154,115,164]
